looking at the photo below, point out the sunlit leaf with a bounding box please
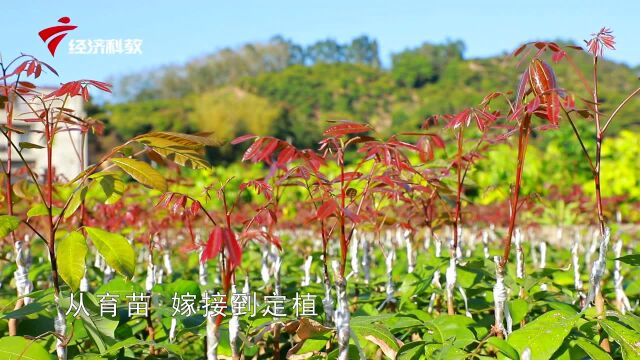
[86,227,135,279]
[0,215,21,237]
[111,157,167,192]
[56,231,87,292]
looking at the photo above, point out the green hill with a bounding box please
[101,35,640,158]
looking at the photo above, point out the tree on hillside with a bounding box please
[391,40,465,87]
[345,35,381,67]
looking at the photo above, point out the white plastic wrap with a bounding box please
[584,227,610,309]
[332,261,350,360]
[493,256,512,337]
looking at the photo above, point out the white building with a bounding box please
[0,88,87,181]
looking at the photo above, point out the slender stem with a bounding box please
[601,86,640,134]
[0,129,47,205]
[3,62,19,337]
[21,220,47,243]
[452,127,463,251]
[500,114,531,268]
[591,55,610,353]
[592,57,605,235]
[44,108,62,298]
[562,107,595,173]
[339,159,347,277]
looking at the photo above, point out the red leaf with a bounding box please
[551,50,566,63]
[344,208,362,223]
[334,171,362,183]
[13,61,28,76]
[27,61,36,76]
[324,122,370,137]
[190,200,201,216]
[156,192,175,208]
[88,80,112,93]
[428,134,445,148]
[547,42,561,52]
[257,138,279,161]
[242,138,264,162]
[513,43,527,57]
[201,227,223,263]
[316,199,338,220]
[231,134,258,145]
[267,233,282,250]
[526,96,541,114]
[225,229,242,269]
[35,64,42,78]
[172,195,187,214]
[276,146,297,166]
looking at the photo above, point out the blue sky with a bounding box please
[2,0,639,88]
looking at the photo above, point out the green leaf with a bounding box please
[89,174,125,205]
[426,315,477,348]
[26,204,62,218]
[397,341,425,360]
[327,344,361,360]
[619,312,640,332]
[18,142,44,149]
[616,254,640,266]
[570,338,613,360]
[56,231,87,292]
[61,292,118,354]
[95,276,144,299]
[508,310,579,360]
[0,215,21,237]
[351,321,400,359]
[508,299,529,324]
[1,302,46,319]
[164,279,201,299]
[85,227,135,279]
[424,343,467,359]
[64,186,87,219]
[486,337,519,360]
[0,336,53,359]
[103,338,150,355]
[294,335,330,356]
[600,319,640,359]
[110,157,167,192]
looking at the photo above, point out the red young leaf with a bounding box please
[257,138,279,161]
[242,138,264,162]
[172,195,187,215]
[231,134,258,145]
[316,199,338,220]
[267,233,282,250]
[276,146,297,166]
[201,227,223,263]
[344,208,362,223]
[333,171,362,183]
[225,229,242,269]
[190,200,201,216]
[324,122,370,137]
[428,134,446,148]
[157,192,175,208]
[513,43,528,57]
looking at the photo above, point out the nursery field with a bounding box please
[1,29,640,360]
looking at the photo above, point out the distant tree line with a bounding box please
[99,35,640,163]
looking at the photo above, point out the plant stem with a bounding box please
[591,56,610,353]
[500,113,531,268]
[452,127,463,251]
[3,66,20,337]
[339,163,347,276]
